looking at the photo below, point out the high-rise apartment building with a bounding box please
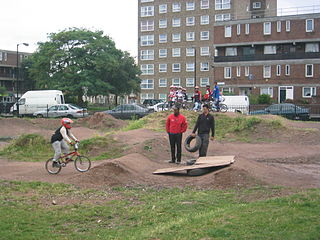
[138,0,277,103]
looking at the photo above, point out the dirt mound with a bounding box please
[77,112,126,130]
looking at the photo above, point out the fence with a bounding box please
[0,102,14,115]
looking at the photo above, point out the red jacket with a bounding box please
[166,114,188,134]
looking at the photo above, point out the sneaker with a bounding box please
[168,160,176,163]
[176,161,181,165]
[52,161,60,168]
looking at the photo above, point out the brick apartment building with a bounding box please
[213,13,320,103]
[0,49,31,102]
[138,0,277,103]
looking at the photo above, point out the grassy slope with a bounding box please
[0,180,319,240]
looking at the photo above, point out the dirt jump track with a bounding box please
[0,116,319,189]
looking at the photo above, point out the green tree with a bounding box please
[258,94,272,104]
[26,28,140,104]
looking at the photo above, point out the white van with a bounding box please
[222,95,250,114]
[11,90,65,116]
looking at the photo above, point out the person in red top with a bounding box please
[166,105,188,164]
[203,85,212,102]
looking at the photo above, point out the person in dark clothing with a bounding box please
[191,104,215,157]
[166,105,188,164]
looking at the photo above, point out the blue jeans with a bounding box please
[193,101,201,111]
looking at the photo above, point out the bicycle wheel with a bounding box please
[219,104,228,113]
[74,156,91,172]
[45,158,62,174]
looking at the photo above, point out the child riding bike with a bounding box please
[51,118,79,167]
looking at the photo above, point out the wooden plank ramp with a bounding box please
[153,155,235,175]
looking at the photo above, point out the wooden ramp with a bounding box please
[153,155,235,175]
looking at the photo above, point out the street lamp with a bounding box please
[16,42,29,116]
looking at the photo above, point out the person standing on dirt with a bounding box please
[51,118,79,166]
[191,104,215,157]
[166,105,188,164]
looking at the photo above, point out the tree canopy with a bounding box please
[25,28,140,103]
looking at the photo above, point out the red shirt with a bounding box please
[166,113,188,134]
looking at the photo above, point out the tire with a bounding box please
[37,114,43,118]
[74,155,91,172]
[219,104,228,113]
[187,168,213,176]
[184,135,202,153]
[45,158,62,174]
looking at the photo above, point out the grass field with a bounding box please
[0,180,319,240]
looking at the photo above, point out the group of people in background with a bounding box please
[168,82,221,112]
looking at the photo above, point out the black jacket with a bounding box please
[192,113,215,137]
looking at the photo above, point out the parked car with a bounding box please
[151,102,170,112]
[33,104,88,118]
[142,99,164,107]
[105,104,152,119]
[250,103,310,120]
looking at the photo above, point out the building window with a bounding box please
[141,64,154,75]
[286,20,290,32]
[141,35,154,46]
[253,2,261,8]
[186,32,195,41]
[201,15,210,25]
[263,65,271,78]
[200,31,209,40]
[276,65,281,76]
[201,62,209,71]
[222,87,234,94]
[172,33,181,42]
[245,23,250,35]
[186,2,195,11]
[305,43,319,52]
[200,47,210,56]
[158,93,167,101]
[172,63,181,72]
[277,21,281,32]
[159,64,167,73]
[264,22,271,35]
[306,19,314,32]
[159,4,167,13]
[225,26,232,38]
[215,0,231,10]
[172,78,181,86]
[172,2,181,12]
[172,48,181,57]
[285,65,290,76]
[215,13,231,22]
[306,64,314,77]
[159,49,167,58]
[303,87,316,98]
[186,78,195,87]
[243,47,255,55]
[237,24,241,35]
[200,78,209,87]
[141,6,154,17]
[141,79,154,89]
[225,47,237,56]
[172,18,181,27]
[140,93,154,103]
[224,67,232,78]
[141,20,154,31]
[159,19,167,28]
[186,48,195,56]
[140,50,154,60]
[245,66,250,76]
[186,17,195,26]
[264,45,276,54]
[260,87,273,97]
[159,78,167,87]
[186,63,195,72]
[201,0,209,9]
[159,34,167,43]
[236,66,241,77]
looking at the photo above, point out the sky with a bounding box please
[0,0,319,57]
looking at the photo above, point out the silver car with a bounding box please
[33,104,88,118]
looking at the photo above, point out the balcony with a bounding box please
[214,52,320,63]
